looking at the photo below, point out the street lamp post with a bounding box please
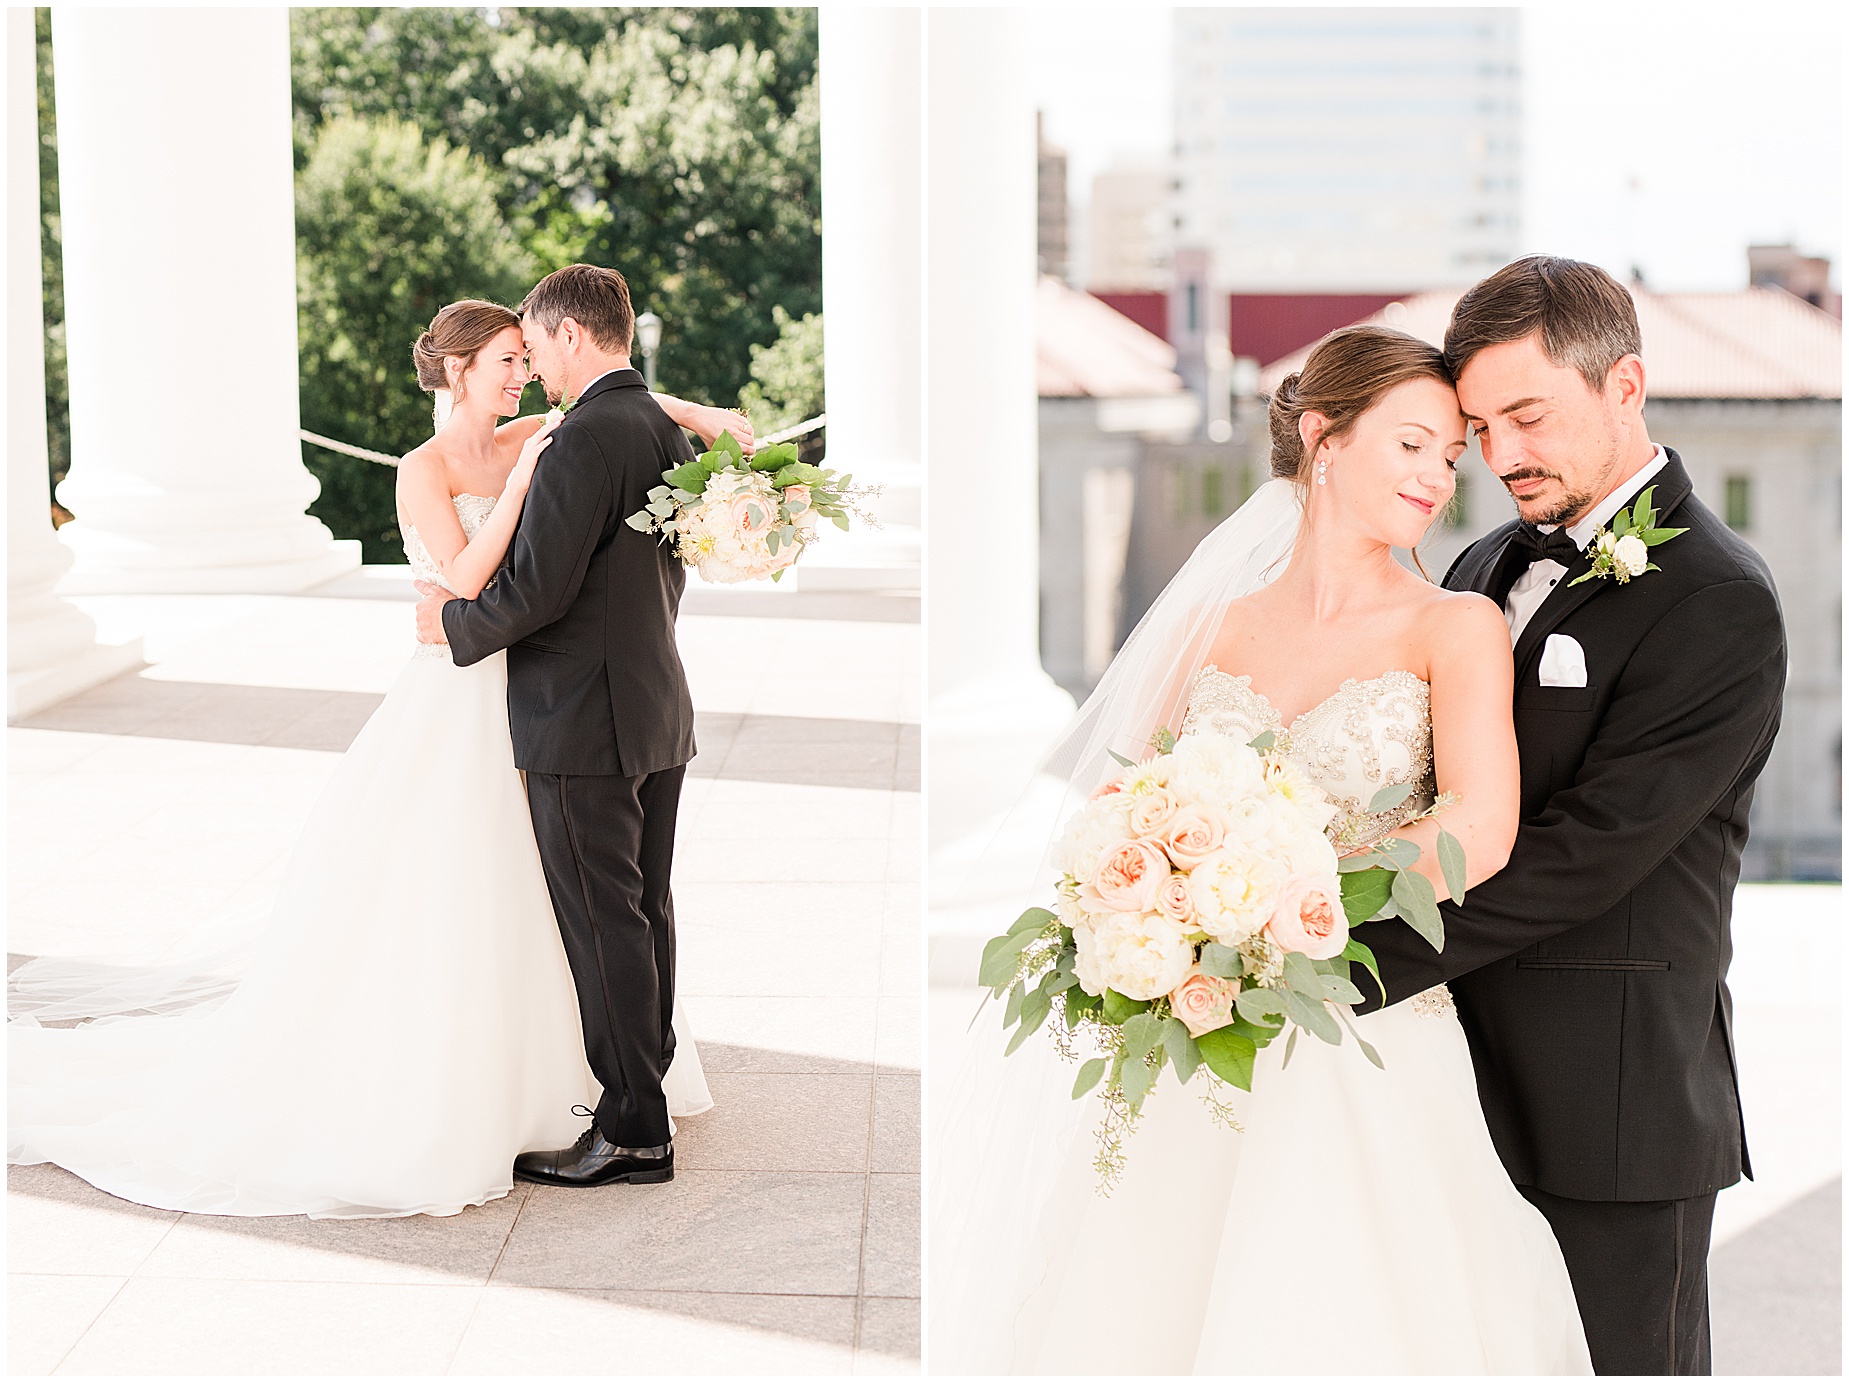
[634,311,662,390]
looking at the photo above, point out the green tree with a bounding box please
[291,7,821,408]
[34,9,69,502]
[295,116,536,560]
[737,308,824,434]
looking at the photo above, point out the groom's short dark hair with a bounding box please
[1443,255,1642,393]
[520,264,635,353]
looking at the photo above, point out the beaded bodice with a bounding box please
[402,494,496,658]
[1181,666,1436,848]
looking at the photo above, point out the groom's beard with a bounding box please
[542,381,565,407]
[1505,433,1621,528]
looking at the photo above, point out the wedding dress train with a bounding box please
[933,667,1591,1374]
[9,494,711,1218]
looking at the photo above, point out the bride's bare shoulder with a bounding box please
[1419,586,1511,665]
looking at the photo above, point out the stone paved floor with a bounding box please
[8,571,920,1375]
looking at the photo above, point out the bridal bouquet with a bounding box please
[625,432,880,584]
[979,727,1460,1185]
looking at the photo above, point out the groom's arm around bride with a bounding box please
[1350,256,1786,1376]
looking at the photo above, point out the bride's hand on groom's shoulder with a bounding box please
[689,406,754,455]
[508,417,561,495]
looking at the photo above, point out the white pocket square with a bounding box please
[1538,633,1588,688]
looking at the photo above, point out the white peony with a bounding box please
[1186,846,1283,945]
[1168,731,1265,808]
[1614,533,1649,578]
[1073,910,1195,1001]
[1051,796,1134,882]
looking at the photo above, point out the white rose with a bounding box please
[1073,911,1194,1001]
[1187,846,1283,946]
[1595,529,1618,556]
[1614,533,1649,578]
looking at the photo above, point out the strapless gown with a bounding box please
[8,494,712,1218]
[934,667,1592,1375]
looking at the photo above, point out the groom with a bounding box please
[415,263,698,1187]
[1351,257,1786,1374]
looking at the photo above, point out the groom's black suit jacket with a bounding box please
[442,368,698,777]
[1351,452,1786,1204]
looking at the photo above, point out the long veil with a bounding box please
[929,478,1305,1373]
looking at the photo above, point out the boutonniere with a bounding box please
[1568,485,1687,587]
[545,395,578,423]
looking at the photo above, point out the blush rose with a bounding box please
[1265,875,1349,960]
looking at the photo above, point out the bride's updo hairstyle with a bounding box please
[1267,325,1451,483]
[412,300,520,404]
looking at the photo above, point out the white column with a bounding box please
[49,7,358,593]
[925,9,1075,879]
[7,8,141,719]
[802,7,923,593]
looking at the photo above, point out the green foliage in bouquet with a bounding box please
[625,429,868,581]
[980,735,1465,1189]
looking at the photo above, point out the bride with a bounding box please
[8,299,734,1219]
[931,326,1592,1373]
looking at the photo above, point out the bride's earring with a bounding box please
[1316,456,1328,487]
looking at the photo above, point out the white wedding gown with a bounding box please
[934,667,1591,1375]
[8,493,712,1218]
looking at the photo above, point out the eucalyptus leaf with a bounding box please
[978,932,1032,991]
[1282,988,1342,1044]
[831,513,851,531]
[1236,986,1289,1025]
[1107,749,1135,769]
[1282,1025,1300,1069]
[1279,949,1322,995]
[1020,987,1053,1035]
[1120,1053,1156,1110]
[1199,942,1245,979]
[766,530,781,555]
[1003,981,1026,1028]
[1010,907,1057,936]
[1366,782,1416,814]
[1436,826,1467,904]
[1248,729,1277,753]
[1370,836,1421,870]
[1121,1012,1163,1061]
[1071,1057,1107,1099]
[1319,973,1364,1005]
[1336,1006,1385,1069]
[624,512,654,531]
[1195,1026,1257,1090]
[1165,1021,1202,1083]
[1391,868,1445,951]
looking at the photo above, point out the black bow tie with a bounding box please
[1510,524,1583,566]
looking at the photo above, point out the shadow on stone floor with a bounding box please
[16,675,919,793]
[1713,1176,1840,1375]
[7,1042,919,1362]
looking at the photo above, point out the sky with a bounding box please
[1031,3,1843,292]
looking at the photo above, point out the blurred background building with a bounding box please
[1172,7,1522,292]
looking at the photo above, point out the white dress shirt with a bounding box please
[1504,445,1670,643]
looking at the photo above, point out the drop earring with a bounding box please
[1316,456,1328,486]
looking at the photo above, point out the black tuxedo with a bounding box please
[442,368,698,1150]
[1352,451,1786,1373]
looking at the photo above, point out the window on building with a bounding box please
[1724,475,1751,531]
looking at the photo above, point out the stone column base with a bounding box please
[54,541,363,596]
[8,637,145,722]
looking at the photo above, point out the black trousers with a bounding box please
[526,765,684,1150]
[1520,1184,1718,1376]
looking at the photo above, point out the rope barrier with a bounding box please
[299,413,824,468]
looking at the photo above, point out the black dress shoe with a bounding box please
[514,1123,673,1188]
